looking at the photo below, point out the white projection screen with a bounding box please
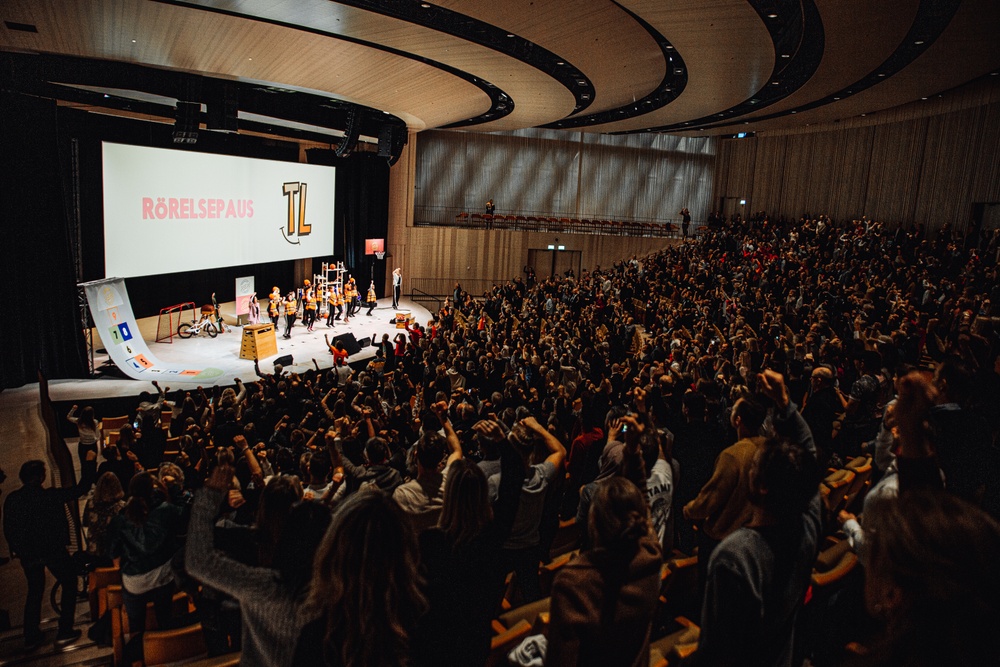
[102,142,335,278]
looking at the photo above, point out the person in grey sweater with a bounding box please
[186,463,330,667]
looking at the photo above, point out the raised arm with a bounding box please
[521,415,565,468]
[430,401,462,466]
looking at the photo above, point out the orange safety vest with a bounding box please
[285,298,297,315]
[305,294,317,310]
[367,287,377,303]
[268,297,279,316]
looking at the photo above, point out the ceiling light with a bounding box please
[790,110,797,114]
[767,13,778,18]
[878,73,886,77]
[921,97,928,100]
[781,54,790,58]
[506,33,514,37]
[556,61,565,65]
[665,45,674,50]
[771,81,780,85]
[861,113,866,117]
[914,40,924,45]
[131,39,137,43]
[834,97,841,100]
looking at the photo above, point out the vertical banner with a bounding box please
[81,277,223,382]
[235,275,255,316]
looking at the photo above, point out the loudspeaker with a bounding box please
[332,333,362,355]
[273,354,293,368]
[334,107,361,158]
[172,101,201,144]
[356,335,371,349]
[206,82,239,132]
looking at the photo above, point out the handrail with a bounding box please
[410,288,443,314]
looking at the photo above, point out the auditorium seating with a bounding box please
[143,622,208,666]
[449,212,676,237]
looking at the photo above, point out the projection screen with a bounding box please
[102,142,335,278]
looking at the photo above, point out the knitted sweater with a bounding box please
[185,487,310,667]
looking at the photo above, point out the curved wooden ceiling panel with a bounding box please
[448,0,665,115]
[743,0,920,118]
[584,0,776,132]
[1,0,998,139]
[183,0,578,130]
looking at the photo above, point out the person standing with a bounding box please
[4,453,97,650]
[304,288,318,332]
[268,287,281,327]
[283,291,297,339]
[366,281,377,316]
[680,207,691,239]
[247,292,260,325]
[392,267,402,309]
[325,285,339,327]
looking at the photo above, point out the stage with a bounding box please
[14,297,434,403]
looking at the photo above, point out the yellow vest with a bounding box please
[285,298,297,315]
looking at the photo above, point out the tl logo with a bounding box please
[281,182,311,245]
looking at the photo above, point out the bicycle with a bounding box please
[178,317,218,339]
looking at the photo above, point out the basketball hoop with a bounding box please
[375,251,386,260]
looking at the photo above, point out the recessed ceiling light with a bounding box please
[781,54,790,58]
[992,72,999,76]
[767,13,778,18]
[506,33,514,37]
[420,2,430,7]
[914,40,924,45]
[248,58,252,61]
[131,39,137,43]
[861,113,866,117]
[790,110,797,114]
[834,97,841,100]
[665,45,674,50]
[921,97,928,100]
[772,81,780,85]
[556,61,565,66]
[878,73,886,77]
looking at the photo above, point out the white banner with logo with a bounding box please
[102,142,336,278]
[81,277,225,383]
[235,275,255,316]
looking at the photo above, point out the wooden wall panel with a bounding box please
[751,135,786,215]
[915,107,981,225]
[829,125,876,220]
[864,118,928,225]
[713,97,1000,231]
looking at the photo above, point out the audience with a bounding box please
[7,211,1000,663]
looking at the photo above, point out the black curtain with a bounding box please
[1,92,88,388]
[308,149,390,296]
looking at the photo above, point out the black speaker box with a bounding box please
[333,333,362,355]
[273,354,293,368]
[357,336,371,349]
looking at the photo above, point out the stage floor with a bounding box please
[16,297,433,403]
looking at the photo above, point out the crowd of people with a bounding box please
[4,211,1000,665]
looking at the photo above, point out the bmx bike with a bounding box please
[178,317,218,339]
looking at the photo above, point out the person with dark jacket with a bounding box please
[3,452,97,649]
[110,471,187,654]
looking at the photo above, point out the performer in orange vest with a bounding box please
[304,288,318,332]
[282,292,297,339]
[366,281,377,316]
[268,287,281,326]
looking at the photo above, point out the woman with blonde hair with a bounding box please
[293,491,427,667]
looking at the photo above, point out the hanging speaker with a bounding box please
[334,107,361,158]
